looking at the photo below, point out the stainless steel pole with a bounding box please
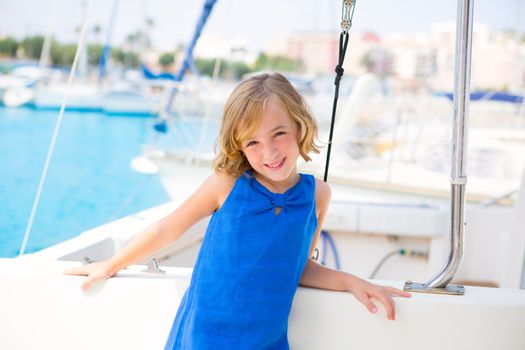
[426,0,474,288]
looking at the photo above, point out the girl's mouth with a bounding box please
[265,158,285,169]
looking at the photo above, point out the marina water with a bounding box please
[0,107,173,257]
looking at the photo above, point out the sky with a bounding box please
[0,0,523,53]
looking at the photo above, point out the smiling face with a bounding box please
[213,73,320,180]
[240,96,301,190]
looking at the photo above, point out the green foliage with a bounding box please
[195,54,302,81]
[111,48,125,63]
[125,30,151,50]
[195,58,217,77]
[225,61,251,80]
[194,58,252,80]
[43,42,138,68]
[254,53,304,72]
[6,34,305,80]
[123,52,140,68]
[158,53,175,68]
[0,37,18,57]
[111,48,139,68]
[20,36,45,59]
[50,42,77,66]
[88,44,104,66]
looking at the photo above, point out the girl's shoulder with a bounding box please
[313,176,332,216]
[313,176,331,199]
[210,170,238,186]
[209,170,239,211]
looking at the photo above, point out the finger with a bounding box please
[81,276,95,291]
[354,292,378,314]
[385,287,412,298]
[374,292,395,320]
[63,266,87,276]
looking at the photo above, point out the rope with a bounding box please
[320,230,341,270]
[323,0,356,182]
[18,0,94,256]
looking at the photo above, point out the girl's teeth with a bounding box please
[267,159,283,168]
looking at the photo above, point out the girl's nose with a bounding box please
[263,141,279,159]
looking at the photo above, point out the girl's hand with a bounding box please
[63,261,116,291]
[347,278,411,321]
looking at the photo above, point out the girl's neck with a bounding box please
[253,169,301,194]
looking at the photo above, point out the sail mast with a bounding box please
[164,0,218,113]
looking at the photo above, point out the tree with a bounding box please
[0,37,18,57]
[111,48,139,68]
[194,58,252,80]
[158,53,175,69]
[50,42,77,66]
[254,53,304,72]
[92,24,103,44]
[87,43,104,66]
[20,36,45,59]
[195,58,217,77]
[225,61,251,80]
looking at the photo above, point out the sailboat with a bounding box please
[1,0,525,349]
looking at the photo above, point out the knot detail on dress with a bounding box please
[245,171,313,216]
[271,194,286,209]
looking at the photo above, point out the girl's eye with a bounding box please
[245,141,257,147]
[275,131,286,137]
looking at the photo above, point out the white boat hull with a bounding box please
[1,258,524,350]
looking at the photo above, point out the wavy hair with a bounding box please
[213,72,321,177]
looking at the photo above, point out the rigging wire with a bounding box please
[313,0,356,261]
[323,0,356,182]
[18,0,94,256]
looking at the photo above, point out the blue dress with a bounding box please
[164,171,318,349]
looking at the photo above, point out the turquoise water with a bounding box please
[0,107,175,258]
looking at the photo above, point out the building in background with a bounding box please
[266,31,384,76]
[266,23,525,93]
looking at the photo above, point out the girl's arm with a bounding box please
[299,179,411,321]
[64,172,234,290]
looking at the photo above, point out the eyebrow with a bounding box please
[243,125,289,144]
[270,125,288,132]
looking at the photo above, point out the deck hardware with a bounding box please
[340,0,355,34]
[403,281,465,296]
[312,248,319,261]
[142,257,166,274]
[81,256,96,265]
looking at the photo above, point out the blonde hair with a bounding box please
[213,72,320,178]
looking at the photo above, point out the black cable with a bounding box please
[324,32,350,182]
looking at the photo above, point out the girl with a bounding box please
[64,73,411,349]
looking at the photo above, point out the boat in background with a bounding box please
[0,65,50,107]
